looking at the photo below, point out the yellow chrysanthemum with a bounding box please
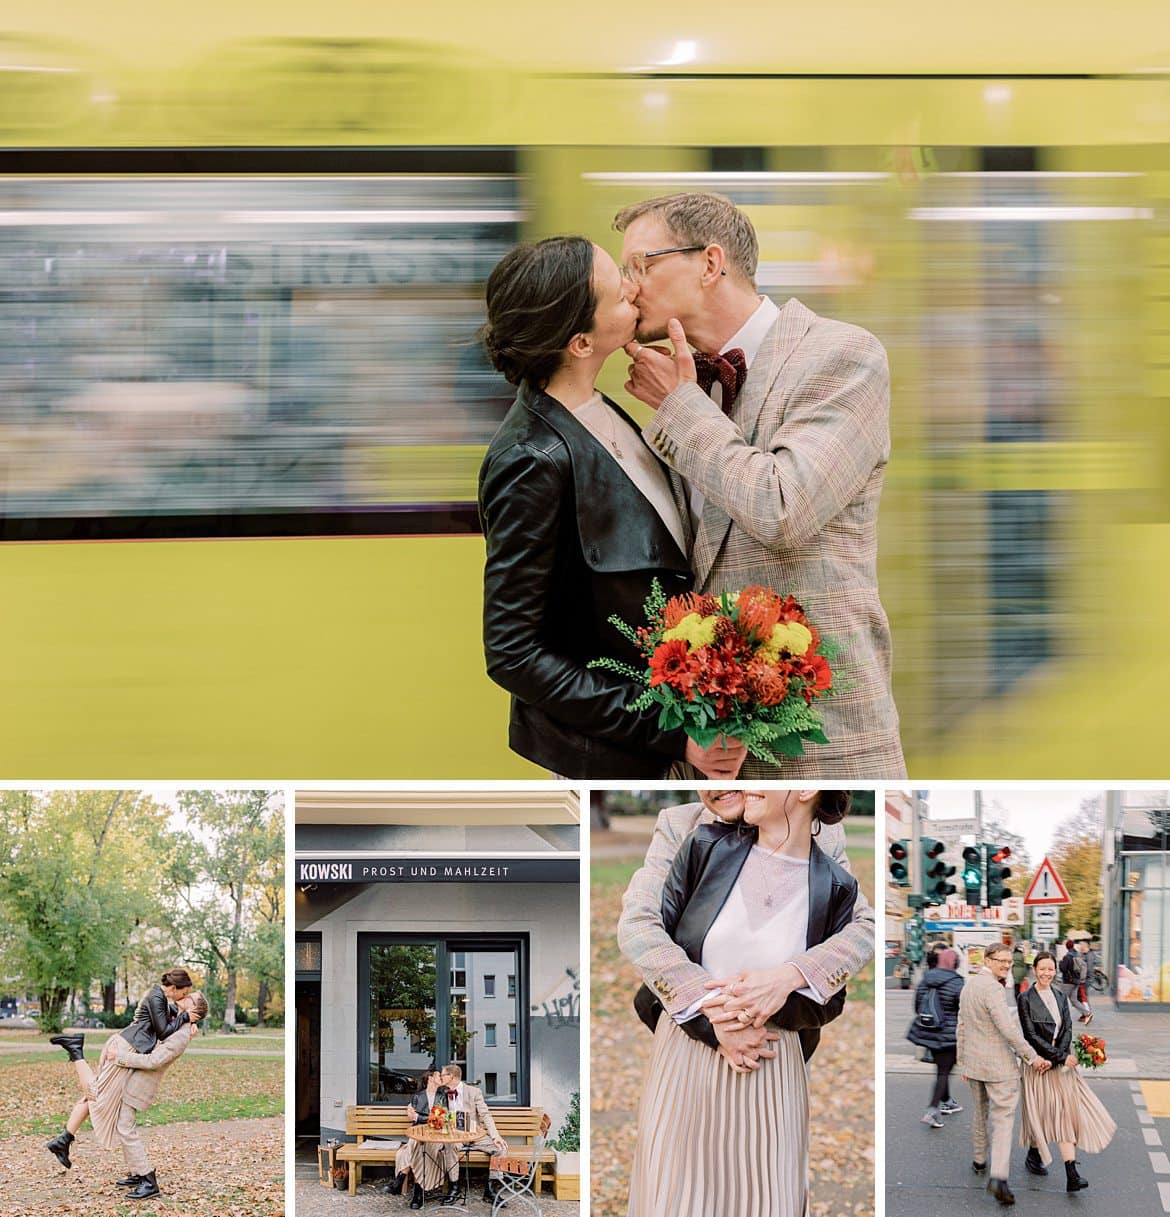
[662,612,719,650]
[759,620,813,661]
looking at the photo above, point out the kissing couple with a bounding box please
[479,190,906,782]
[47,967,208,1200]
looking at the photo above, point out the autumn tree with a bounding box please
[1048,796,1105,938]
[0,790,170,1032]
[168,790,284,1030]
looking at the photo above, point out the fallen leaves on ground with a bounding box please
[0,1050,282,1134]
[0,1117,283,1217]
[591,849,876,1217]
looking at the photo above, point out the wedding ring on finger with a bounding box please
[737,1010,752,1024]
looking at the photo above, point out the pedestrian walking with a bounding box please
[1058,940,1092,1023]
[907,948,964,1128]
[957,941,1051,1207]
[1017,951,1116,1191]
[1011,945,1029,998]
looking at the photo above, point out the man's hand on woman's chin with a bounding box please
[684,735,747,779]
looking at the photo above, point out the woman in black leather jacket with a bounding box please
[120,968,196,1053]
[478,236,746,779]
[1016,951,1115,1191]
[627,790,857,1217]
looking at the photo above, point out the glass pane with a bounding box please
[369,943,437,1099]
[454,947,520,1102]
[295,938,321,973]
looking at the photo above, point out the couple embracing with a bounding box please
[478,191,905,780]
[46,968,208,1201]
[616,788,875,1215]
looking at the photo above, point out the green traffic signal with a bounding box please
[962,845,982,899]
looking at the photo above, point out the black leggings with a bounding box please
[929,1046,957,1108]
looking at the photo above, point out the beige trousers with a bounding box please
[116,1102,151,1175]
[969,1078,1020,1180]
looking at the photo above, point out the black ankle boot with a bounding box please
[409,1183,424,1209]
[987,1178,1015,1206]
[46,1130,75,1169]
[383,1172,406,1196]
[442,1179,460,1203]
[116,1174,146,1188]
[1025,1147,1049,1176]
[126,1171,160,1200]
[1065,1160,1089,1191]
[49,1035,86,1063]
[484,1178,508,1208]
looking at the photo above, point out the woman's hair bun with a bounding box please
[815,790,851,825]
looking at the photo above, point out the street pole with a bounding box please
[974,789,985,910]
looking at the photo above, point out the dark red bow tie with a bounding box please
[693,348,747,413]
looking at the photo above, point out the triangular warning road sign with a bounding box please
[1023,856,1072,906]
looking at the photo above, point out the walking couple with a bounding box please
[957,942,1115,1205]
[46,968,207,1200]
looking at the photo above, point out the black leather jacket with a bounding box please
[119,984,189,1053]
[410,1087,446,1124]
[634,822,858,1063]
[1017,985,1073,1065]
[479,383,693,777]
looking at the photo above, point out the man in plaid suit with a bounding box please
[617,791,874,1067]
[956,943,1049,1205]
[618,192,906,778]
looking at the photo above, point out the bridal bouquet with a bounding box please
[1074,1033,1107,1069]
[427,1104,456,1133]
[590,581,837,763]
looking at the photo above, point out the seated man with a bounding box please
[438,1063,510,1206]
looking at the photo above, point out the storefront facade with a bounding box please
[295,790,580,1142]
[1106,789,1170,1007]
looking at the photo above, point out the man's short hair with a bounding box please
[187,991,209,1019]
[984,943,1011,962]
[613,192,759,284]
[442,1063,463,1082]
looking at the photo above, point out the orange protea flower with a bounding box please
[661,592,721,629]
[736,586,783,637]
[745,656,789,706]
[649,639,696,694]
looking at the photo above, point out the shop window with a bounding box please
[358,934,527,1106]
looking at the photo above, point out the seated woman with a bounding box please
[626,790,860,1217]
[384,1068,458,1208]
[46,992,208,1171]
[1017,951,1115,1191]
[479,235,745,780]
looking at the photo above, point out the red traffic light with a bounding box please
[924,840,946,859]
[990,847,1011,864]
[890,842,908,861]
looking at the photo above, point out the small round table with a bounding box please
[405,1124,480,1212]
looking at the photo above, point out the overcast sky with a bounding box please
[919,788,1105,866]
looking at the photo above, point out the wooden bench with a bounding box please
[336,1105,555,1197]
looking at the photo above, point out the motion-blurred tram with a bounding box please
[1,4,1168,775]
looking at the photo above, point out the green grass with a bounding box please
[19,1090,283,1136]
[591,859,640,887]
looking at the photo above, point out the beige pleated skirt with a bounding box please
[1018,1063,1117,1166]
[89,1053,133,1150]
[395,1138,457,1189]
[627,1016,809,1217]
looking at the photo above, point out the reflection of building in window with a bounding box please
[1110,791,1170,1006]
[484,974,495,997]
[485,1072,497,1096]
[509,1023,516,1046]
[485,1023,496,1047]
[507,974,515,998]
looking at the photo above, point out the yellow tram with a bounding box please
[1,2,1167,775]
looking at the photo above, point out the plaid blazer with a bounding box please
[616,802,875,1015]
[643,299,906,779]
[956,966,1038,1082]
[115,1022,196,1112]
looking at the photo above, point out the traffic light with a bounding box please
[921,837,957,904]
[962,846,983,902]
[985,844,1013,905]
[906,914,926,963]
[889,839,910,888]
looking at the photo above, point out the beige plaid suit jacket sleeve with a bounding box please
[117,1024,195,1111]
[616,804,875,1013]
[956,968,1037,1081]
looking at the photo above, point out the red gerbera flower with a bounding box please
[649,639,696,694]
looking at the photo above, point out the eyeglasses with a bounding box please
[619,245,705,284]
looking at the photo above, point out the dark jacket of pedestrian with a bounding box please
[906,966,964,1051]
[1011,951,1028,986]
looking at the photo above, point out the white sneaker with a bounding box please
[940,1099,963,1114]
[921,1109,944,1128]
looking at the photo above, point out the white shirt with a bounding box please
[446,1082,465,1112]
[572,392,688,556]
[687,294,781,531]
